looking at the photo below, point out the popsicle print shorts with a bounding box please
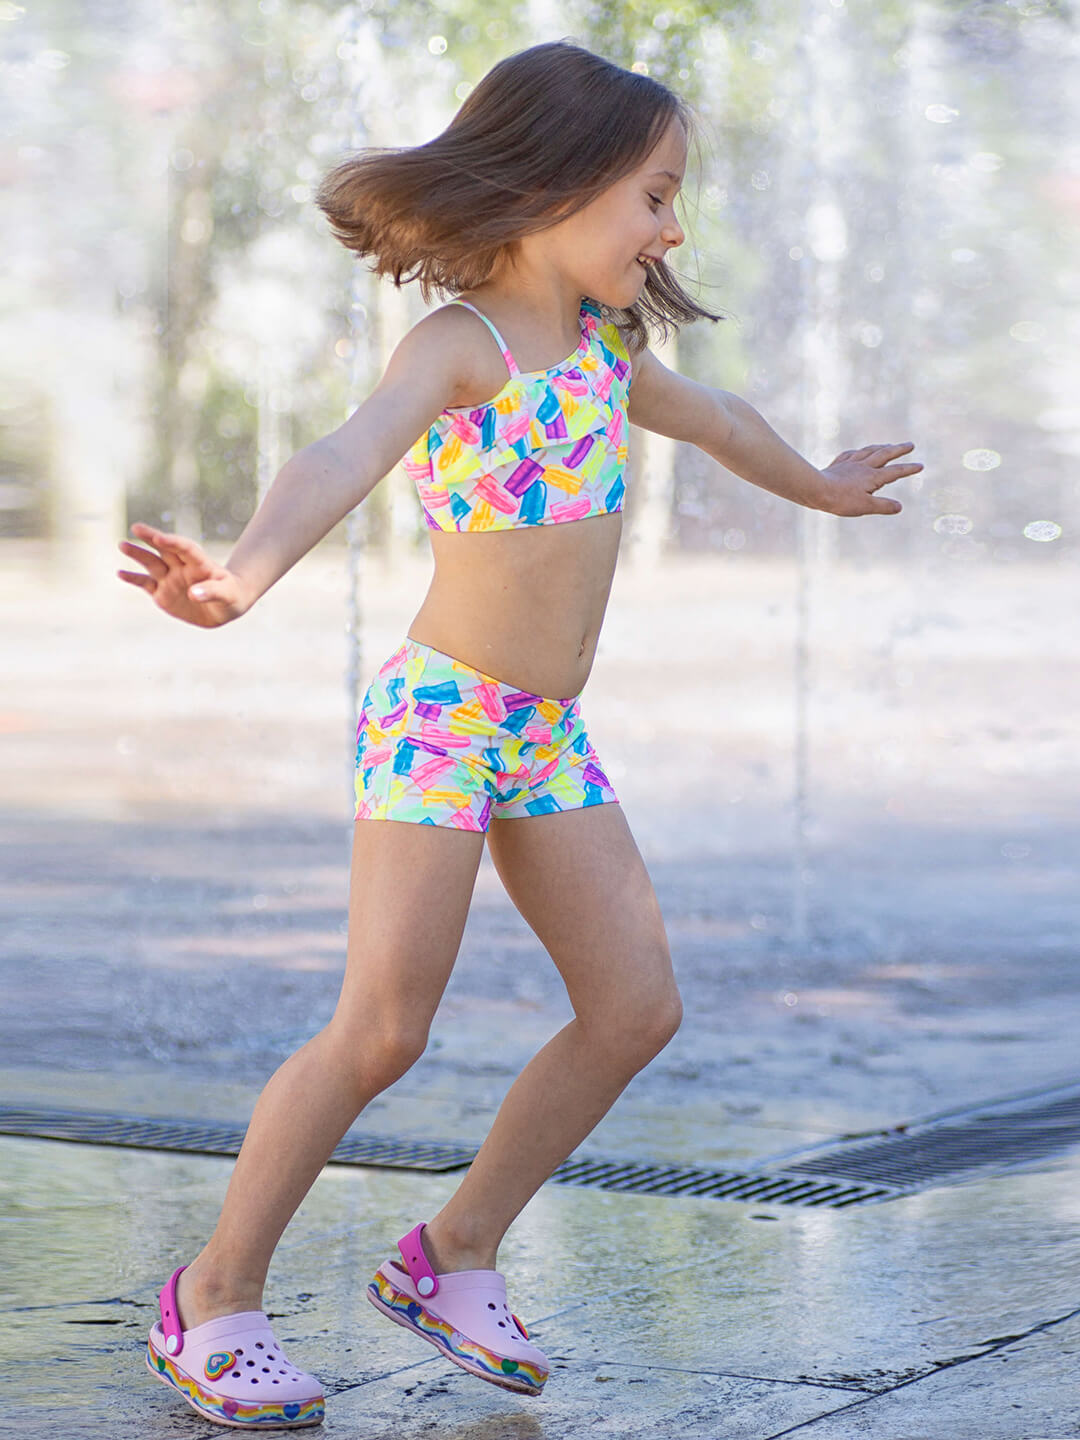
[354,636,619,831]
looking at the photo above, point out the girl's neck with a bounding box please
[460,267,588,363]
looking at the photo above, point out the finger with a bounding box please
[117,540,169,578]
[868,442,917,463]
[874,463,924,484]
[129,524,204,562]
[117,569,158,591]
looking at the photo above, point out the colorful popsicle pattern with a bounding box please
[354,638,619,829]
[402,298,633,533]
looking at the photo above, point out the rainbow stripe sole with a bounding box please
[146,1341,325,1428]
[367,1271,548,1394]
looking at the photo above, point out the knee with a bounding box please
[585,977,683,1070]
[373,1025,430,1085]
[324,1018,429,1094]
[638,985,683,1057]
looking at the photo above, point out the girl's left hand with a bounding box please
[817,442,922,517]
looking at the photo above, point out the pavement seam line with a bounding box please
[572,1358,865,1391]
[758,1303,1080,1438]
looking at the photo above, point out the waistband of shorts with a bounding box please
[399,634,582,709]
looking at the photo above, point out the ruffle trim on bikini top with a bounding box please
[401,299,633,533]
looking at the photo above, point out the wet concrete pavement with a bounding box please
[3,539,1080,1434]
[6,1134,1080,1437]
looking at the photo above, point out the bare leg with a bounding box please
[172,818,485,1329]
[421,802,682,1275]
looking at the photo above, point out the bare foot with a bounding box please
[172,1259,264,1332]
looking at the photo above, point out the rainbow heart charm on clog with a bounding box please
[205,1351,235,1380]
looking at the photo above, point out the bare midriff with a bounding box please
[406,509,623,701]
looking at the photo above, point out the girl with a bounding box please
[118,39,919,1430]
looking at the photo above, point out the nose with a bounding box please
[662,212,685,250]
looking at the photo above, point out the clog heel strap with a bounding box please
[159,1264,187,1355]
[397,1222,439,1298]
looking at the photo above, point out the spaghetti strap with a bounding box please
[447,299,521,380]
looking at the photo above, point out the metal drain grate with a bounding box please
[5,1085,1080,1209]
[0,1104,896,1208]
[549,1156,897,1207]
[778,1090,1080,1190]
[0,1106,477,1173]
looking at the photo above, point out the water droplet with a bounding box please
[1023,520,1061,542]
[962,448,1001,471]
[934,514,972,536]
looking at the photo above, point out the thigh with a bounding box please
[334,817,485,1034]
[485,802,676,1020]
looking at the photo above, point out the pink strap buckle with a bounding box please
[397,1223,439,1299]
[159,1264,187,1357]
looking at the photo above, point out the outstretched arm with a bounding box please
[625,344,921,517]
[116,306,471,626]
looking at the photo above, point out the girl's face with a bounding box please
[552,114,688,309]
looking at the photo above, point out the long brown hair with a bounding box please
[314,39,726,351]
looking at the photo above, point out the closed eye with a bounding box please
[648,194,663,209]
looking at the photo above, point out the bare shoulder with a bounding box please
[315,305,484,489]
[399,301,511,411]
[386,303,486,412]
[621,330,662,392]
[623,324,650,361]
[624,330,652,369]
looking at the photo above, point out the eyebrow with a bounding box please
[649,169,684,186]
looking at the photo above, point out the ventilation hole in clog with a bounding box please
[256,1342,263,1349]
[232,1372,240,1379]
[487,1303,496,1310]
[273,1380,280,1385]
[236,1348,244,1356]
[262,1367,270,1373]
[246,1360,255,1367]
[251,1379,259,1385]
[498,1320,506,1328]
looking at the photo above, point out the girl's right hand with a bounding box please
[116,523,255,628]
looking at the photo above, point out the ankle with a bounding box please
[182,1254,265,1311]
[420,1219,499,1275]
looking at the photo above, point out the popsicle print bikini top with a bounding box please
[402,297,633,533]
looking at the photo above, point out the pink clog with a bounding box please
[367,1223,550,1395]
[146,1265,325,1429]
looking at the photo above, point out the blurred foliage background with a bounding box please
[2,0,1077,571]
